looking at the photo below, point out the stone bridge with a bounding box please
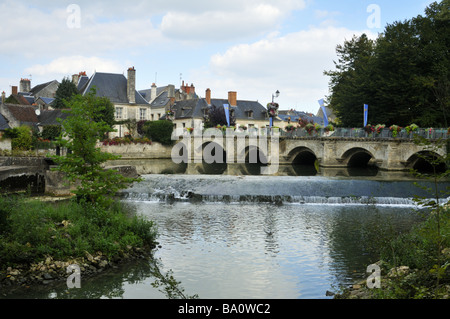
[172,132,447,173]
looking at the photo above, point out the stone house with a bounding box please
[139,81,198,121]
[76,67,151,138]
[170,89,274,132]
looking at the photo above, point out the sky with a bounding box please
[0,0,438,114]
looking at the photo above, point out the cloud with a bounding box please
[193,26,378,112]
[159,0,307,41]
[0,1,162,59]
[25,56,126,79]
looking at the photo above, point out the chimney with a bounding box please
[150,83,157,103]
[228,91,237,107]
[12,86,18,96]
[72,74,80,86]
[20,78,31,93]
[190,83,195,95]
[127,67,136,104]
[205,88,211,105]
[1,91,5,104]
[168,85,175,105]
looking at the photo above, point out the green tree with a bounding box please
[53,89,139,206]
[54,77,79,109]
[143,120,174,145]
[324,34,376,127]
[325,1,450,128]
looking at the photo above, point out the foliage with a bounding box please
[376,136,450,298]
[204,105,236,128]
[52,89,139,206]
[0,197,157,267]
[142,120,174,146]
[325,1,450,128]
[41,125,62,141]
[4,126,33,150]
[53,77,79,109]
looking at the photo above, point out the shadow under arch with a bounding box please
[406,151,447,174]
[240,145,268,175]
[200,141,228,175]
[340,147,379,176]
[288,147,318,176]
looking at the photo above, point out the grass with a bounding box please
[0,195,157,269]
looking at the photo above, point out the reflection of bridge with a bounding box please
[173,130,447,174]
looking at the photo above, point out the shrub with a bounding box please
[143,120,174,145]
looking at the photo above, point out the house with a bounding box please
[36,109,70,133]
[139,81,198,121]
[0,103,39,130]
[316,105,337,124]
[170,89,274,132]
[278,109,324,128]
[76,67,150,138]
[35,97,55,110]
[28,80,60,100]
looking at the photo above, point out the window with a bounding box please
[115,107,123,120]
[247,111,254,118]
[157,113,161,120]
[151,114,154,121]
[139,108,147,121]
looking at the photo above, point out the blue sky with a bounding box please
[0,0,437,113]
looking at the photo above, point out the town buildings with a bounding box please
[1,67,327,138]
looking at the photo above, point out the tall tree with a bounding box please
[324,34,376,127]
[54,77,79,109]
[325,0,449,128]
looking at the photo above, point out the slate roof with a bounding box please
[80,72,148,105]
[170,97,271,122]
[3,104,38,123]
[37,109,70,126]
[29,80,58,96]
[0,113,10,130]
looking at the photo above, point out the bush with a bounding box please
[143,120,174,145]
[3,126,33,150]
[0,198,157,268]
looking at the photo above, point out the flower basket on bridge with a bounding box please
[389,125,402,138]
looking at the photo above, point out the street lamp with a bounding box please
[268,90,280,129]
[272,90,280,103]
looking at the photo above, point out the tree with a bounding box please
[142,120,174,145]
[324,34,376,127]
[53,89,139,206]
[204,105,236,128]
[325,1,450,128]
[54,77,79,109]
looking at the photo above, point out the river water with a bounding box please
[2,163,449,299]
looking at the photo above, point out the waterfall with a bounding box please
[119,174,450,208]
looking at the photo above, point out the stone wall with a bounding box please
[98,141,173,159]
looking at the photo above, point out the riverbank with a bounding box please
[0,194,158,293]
[334,207,450,299]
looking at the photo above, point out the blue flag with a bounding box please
[223,104,230,127]
[318,99,328,127]
[364,104,369,127]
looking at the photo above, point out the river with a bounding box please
[2,162,448,299]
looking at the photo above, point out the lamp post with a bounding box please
[268,90,280,130]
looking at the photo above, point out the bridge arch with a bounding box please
[202,141,227,174]
[406,151,447,174]
[288,147,318,166]
[340,147,378,168]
